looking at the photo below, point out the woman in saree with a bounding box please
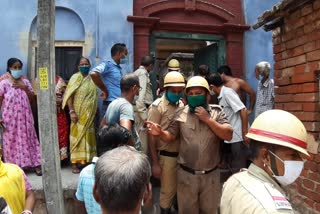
[0,58,42,176]
[62,57,98,173]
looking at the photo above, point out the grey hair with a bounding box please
[256,61,271,77]
[94,146,151,212]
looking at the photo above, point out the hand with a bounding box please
[145,121,162,136]
[243,135,250,145]
[70,112,78,123]
[100,90,108,100]
[12,81,27,91]
[194,107,210,123]
[152,163,162,178]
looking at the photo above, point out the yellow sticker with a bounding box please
[39,67,48,90]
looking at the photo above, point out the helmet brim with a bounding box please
[164,83,186,88]
[246,132,309,156]
[168,68,180,71]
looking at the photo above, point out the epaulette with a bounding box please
[209,104,223,111]
[151,98,162,107]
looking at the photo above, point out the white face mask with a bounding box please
[268,150,304,186]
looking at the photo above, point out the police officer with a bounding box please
[220,109,309,214]
[158,59,181,96]
[147,76,233,214]
[148,71,185,214]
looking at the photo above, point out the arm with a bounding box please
[119,119,134,146]
[146,121,176,142]
[24,191,36,212]
[67,94,78,123]
[148,134,161,178]
[90,71,108,99]
[239,108,249,144]
[136,73,148,121]
[239,80,256,114]
[195,107,233,141]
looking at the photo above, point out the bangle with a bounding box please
[22,210,32,214]
[69,110,75,114]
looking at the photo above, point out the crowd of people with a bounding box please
[0,42,311,214]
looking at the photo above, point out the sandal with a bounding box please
[71,164,80,174]
[35,167,42,176]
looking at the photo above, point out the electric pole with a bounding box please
[36,0,65,213]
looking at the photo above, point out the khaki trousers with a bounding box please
[159,155,178,208]
[134,110,148,155]
[177,166,220,214]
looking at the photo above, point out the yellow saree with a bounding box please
[62,72,98,164]
[0,160,26,214]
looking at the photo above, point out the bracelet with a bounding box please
[22,210,32,214]
[69,110,75,114]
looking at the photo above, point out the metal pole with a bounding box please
[36,0,65,213]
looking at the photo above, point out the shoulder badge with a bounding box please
[152,98,162,107]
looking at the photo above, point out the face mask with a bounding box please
[11,69,23,79]
[166,91,182,104]
[187,94,207,112]
[257,74,264,81]
[120,55,128,64]
[268,150,304,186]
[79,66,90,74]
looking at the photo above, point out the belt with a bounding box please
[180,164,217,175]
[159,150,179,158]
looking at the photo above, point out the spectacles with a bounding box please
[135,85,142,91]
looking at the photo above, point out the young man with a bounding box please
[148,71,185,214]
[93,146,152,214]
[90,43,128,120]
[221,110,309,214]
[134,56,154,154]
[76,123,131,214]
[100,73,141,150]
[217,65,256,115]
[254,61,274,118]
[147,76,232,214]
[208,73,249,173]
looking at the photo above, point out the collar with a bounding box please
[247,163,283,192]
[110,59,120,67]
[217,85,225,100]
[92,157,99,163]
[261,78,272,87]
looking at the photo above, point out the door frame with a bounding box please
[150,31,226,68]
[29,41,85,80]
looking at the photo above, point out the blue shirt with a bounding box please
[92,59,122,101]
[76,162,101,214]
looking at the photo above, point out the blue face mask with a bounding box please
[11,69,23,79]
[166,91,183,104]
[120,56,128,64]
[79,66,90,74]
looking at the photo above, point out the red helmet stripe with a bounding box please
[248,128,307,149]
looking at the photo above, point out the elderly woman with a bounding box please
[62,57,98,173]
[254,61,274,118]
[0,58,42,175]
[0,143,35,214]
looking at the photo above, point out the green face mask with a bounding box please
[187,94,207,112]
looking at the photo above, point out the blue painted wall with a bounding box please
[243,0,281,89]
[0,0,133,76]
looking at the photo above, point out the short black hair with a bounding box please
[111,43,126,57]
[206,73,223,87]
[97,123,131,156]
[141,56,154,67]
[7,58,23,73]
[120,73,139,92]
[198,64,209,76]
[217,65,232,76]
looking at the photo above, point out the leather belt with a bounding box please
[180,164,217,175]
[159,150,179,158]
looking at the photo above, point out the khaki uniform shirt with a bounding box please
[148,95,184,152]
[168,105,229,170]
[220,164,294,214]
[135,66,153,121]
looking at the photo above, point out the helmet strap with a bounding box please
[269,149,279,176]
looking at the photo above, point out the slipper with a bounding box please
[35,167,42,176]
[71,166,80,174]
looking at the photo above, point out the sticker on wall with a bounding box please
[39,67,49,90]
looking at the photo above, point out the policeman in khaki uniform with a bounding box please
[147,76,233,214]
[220,110,310,214]
[158,59,181,96]
[148,71,185,214]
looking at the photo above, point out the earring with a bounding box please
[263,162,266,167]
